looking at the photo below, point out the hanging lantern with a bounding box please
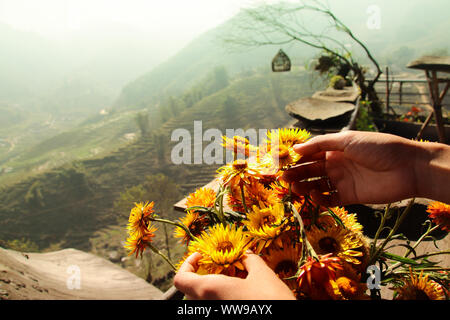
[272,49,291,72]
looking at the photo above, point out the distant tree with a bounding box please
[25,181,45,208]
[213,66,229,91]
[135,111,150,136]
[167,96,180,116]
[152,133,167,166]
[4,238,39,252]
[204,66,230,96]
[181,92,194,109]
[157,105,171,123]
[222,95,239,127]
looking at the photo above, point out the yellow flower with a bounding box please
[227,181,278,212]
[217,159,261,187]
[269,144,301,169]
[124,225,157,258]
[244,203,289,253]
[174,211,208,244]
[222,135,259,158]
[127,201,155,235]
[264,241,302,290]
[426,201,450,232]
[318,207,363,234]
[307,225,364,266]
[185,187,216,208]
[188,224,250,276]
[265,128,311,150]
[394,270,446,300]
[261,128,310,170]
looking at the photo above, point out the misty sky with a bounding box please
[0,0,291,44]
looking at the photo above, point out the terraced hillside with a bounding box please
[0,69,320,253]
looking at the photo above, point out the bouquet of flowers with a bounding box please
[123,128,449,300]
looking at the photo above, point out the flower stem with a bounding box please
[289,201,318,263]
[148,243,176,271]
[240,184,249,213]
[405,224,440,258]
[386,224,442,273]
[151,217,199,242]
[370,203,390,256]
[369,198,415,266]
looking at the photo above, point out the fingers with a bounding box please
[310,189,341,207]
[242,252,273,277]
[178,252,202,273]
[173,252,203,296]
[282,160,326,183]
[297,151,326,164]
[293,132,350,157]
[291,178,334,195]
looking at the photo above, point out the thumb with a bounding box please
[242,252,272,276]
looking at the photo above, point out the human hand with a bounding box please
[282,130,428,206]
[173,251,296,300]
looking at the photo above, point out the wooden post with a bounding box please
[416,112,434,141]
[426,71,446,143]
[399,81,403,106]
[385,67,390,113]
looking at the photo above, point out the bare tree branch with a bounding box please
[221,1,383,114]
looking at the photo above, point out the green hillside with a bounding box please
[113,16,314,110]
[0,110,142,185]
[0,68,320,252]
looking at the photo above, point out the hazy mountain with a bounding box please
[115,0,450,111]
[0,22,169,115]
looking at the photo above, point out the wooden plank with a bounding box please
[407,55,450,73]
[285,97,355,122]
[173,179,221,212]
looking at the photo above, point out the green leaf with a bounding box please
[326,208,345,228]
[381,252,421,265]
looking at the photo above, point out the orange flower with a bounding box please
[271,180,304,203]
[174,211,208,244]
[426,201,450,232]
[296,254,343,300]
[217,159,262,187]
[127,201,155,235]
[410,106,422,114]
[227,181,278,212]
[335,264,369,300]
[185,188,216,209]
[124,226,157,258]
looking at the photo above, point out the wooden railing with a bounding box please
[366,78,431,111]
